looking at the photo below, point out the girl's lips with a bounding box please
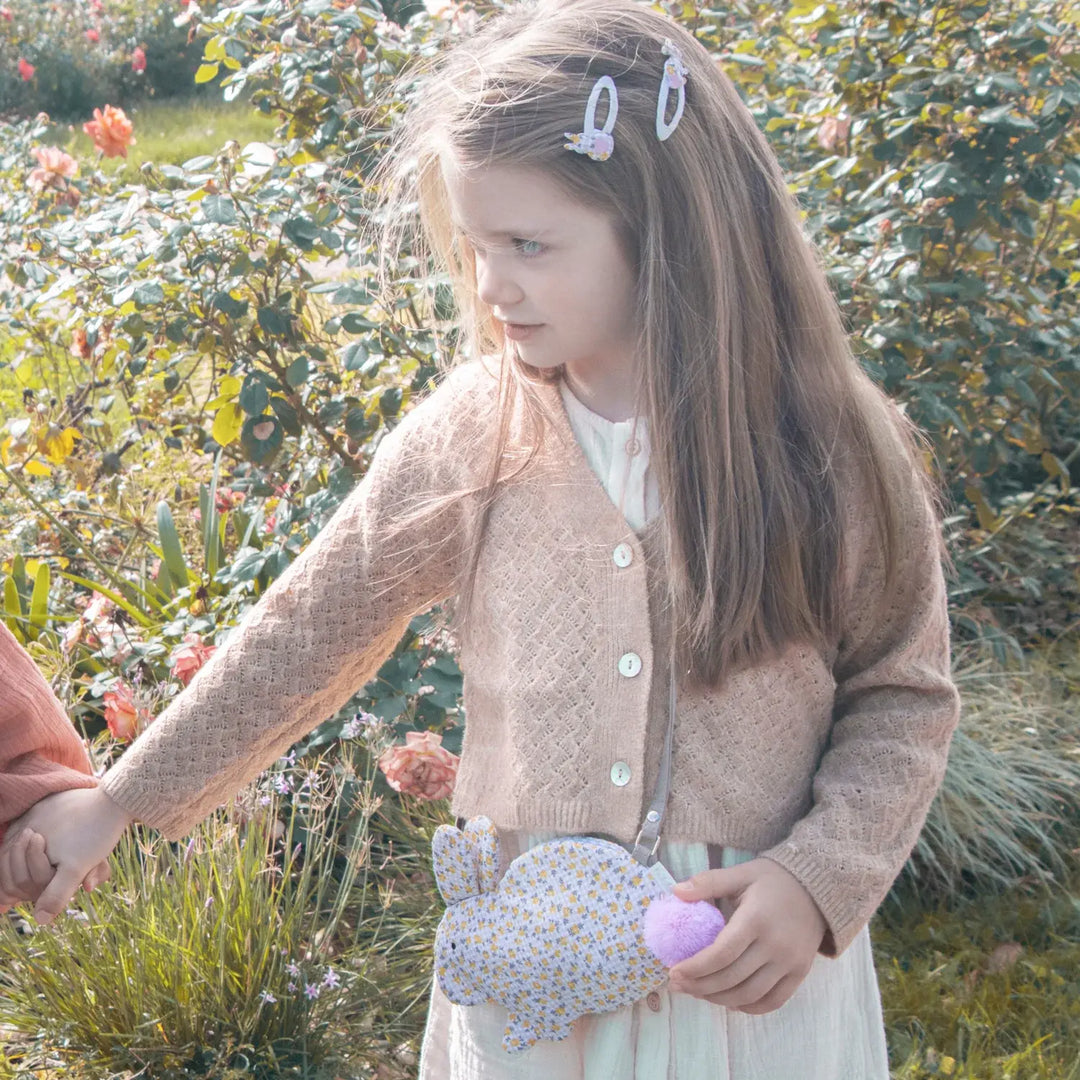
[503,322,542,342]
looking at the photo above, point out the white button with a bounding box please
[618,652,642,678]
[612,543,633,568]
[610,761,631,786]
[625,438,641,456]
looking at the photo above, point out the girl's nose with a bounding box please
[475,254,524,308]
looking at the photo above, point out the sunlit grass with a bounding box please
[875,864,1080,1079]
[47,96,279,175]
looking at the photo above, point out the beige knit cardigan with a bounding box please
[102,360,960,957]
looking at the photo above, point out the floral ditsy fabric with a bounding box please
[432,817,670,1053]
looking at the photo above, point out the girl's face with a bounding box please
[444,162,640,392]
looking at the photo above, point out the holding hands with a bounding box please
[668,858,828,1016]
[0,787,132,923]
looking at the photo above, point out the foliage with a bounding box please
[689,0,1080,652]
[0,748,447,1079]
[0,0,210,121]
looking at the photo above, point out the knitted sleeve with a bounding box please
[100,367,484,839]
[0,621,96,843]
[759,455,960,958]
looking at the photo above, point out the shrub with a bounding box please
[0,0,211,120]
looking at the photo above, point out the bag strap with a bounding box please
[628,654,677,866]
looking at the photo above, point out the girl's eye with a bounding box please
[513,238,544,257]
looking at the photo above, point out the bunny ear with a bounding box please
[466,817,501,894]
[431,823,480,905]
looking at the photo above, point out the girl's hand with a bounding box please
[667,858,828,1015]
[0,829,54,911]
[1,788,133,924]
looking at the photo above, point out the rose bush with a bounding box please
[0,0,212,119]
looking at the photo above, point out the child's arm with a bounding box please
[13,366,483,920]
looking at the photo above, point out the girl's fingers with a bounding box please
[671,940,767,998]
[0,830,32,897]
[25,832,55,888]
[701,960,784,1011]
[83,861,111,892]
[728,971,804,1015]
[669,900,755,980]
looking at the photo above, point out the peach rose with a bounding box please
[83,105,135,159]
[378,731,459,801]
[171,631,216,686]
[103,681,149,742]
[28,145,78,192]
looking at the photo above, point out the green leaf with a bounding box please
[286,356,310,388]
[283,215,319,251]
[270,395,301,436]
[239,375,269,417]
[202,196,237,225]
[29,561,49,632]
[133,281,165,307]
[3,576,22,633]
[257,306,290,337]
[212,291,248,318]
[156,501,191,595]
[241,415,284,464]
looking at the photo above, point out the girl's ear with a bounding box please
[466,817,501,893]
[431,823,480,905]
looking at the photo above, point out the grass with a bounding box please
[47,96,280,175]
[875,866,1080,1078]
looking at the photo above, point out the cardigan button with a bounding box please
[612,543,633,568]
[625,437,642,456]
[610,761,632,786]
[618,652,642,678]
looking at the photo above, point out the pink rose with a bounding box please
[18,58,35,81]
[171,631,216,686]
[86,28,99,42]
[28,145,78,193]
[378,731,459,801]
[131,46,146,73]
[103,682,148,742]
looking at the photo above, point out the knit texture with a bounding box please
[101,359,959,957]
[0,620,96,842]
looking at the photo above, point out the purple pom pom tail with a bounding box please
[642,894,726,967]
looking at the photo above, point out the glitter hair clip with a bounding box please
[564,74,619,162]
[655,39,688,142]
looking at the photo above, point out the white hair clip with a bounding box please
[655,39,688,142]
[564,74,619,162]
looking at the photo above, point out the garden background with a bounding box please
[1,0,1079,1076]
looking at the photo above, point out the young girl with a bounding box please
[14,0,960,1075]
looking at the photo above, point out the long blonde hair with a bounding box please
[376,0,934,687]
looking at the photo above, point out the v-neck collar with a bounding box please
[536,376,663,547]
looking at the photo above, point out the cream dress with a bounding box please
[417,379,891,1079]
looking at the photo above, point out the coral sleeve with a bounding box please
[0,620,96,843]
